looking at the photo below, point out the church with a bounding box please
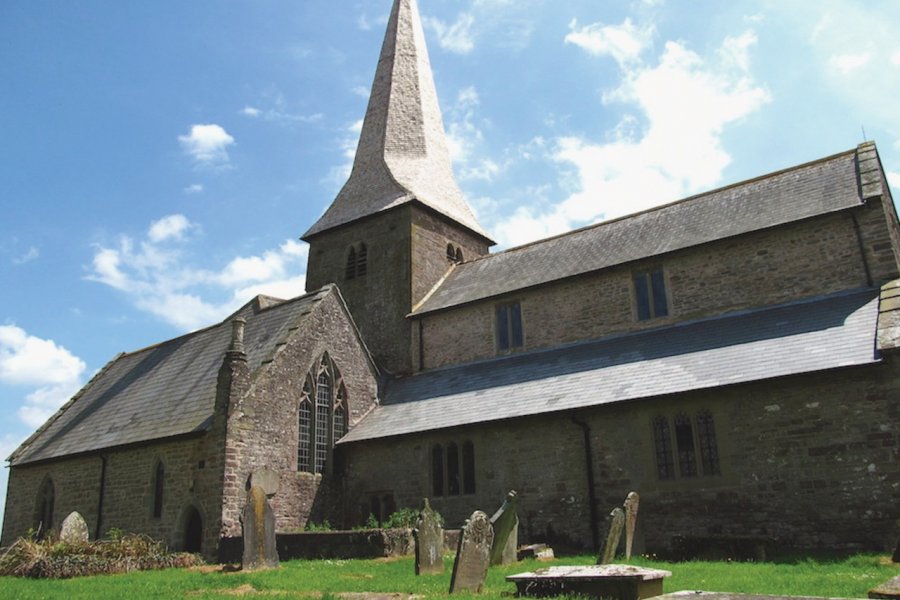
[3,0,899,559]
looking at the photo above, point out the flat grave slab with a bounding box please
[869,575,900,599]
[657,591,870,600]
[506,564,671,600]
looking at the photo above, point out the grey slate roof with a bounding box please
[303,0,492,242]
[9,289,334,466]
[412,148,866,315]
[342,289,880,443]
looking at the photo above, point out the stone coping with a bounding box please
[868,575,900,599]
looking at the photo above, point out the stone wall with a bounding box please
[417,205,899,370]
[219,289,378,537]
[341,359,900,554]
[1,433,224,556]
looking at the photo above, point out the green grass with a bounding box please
[0,553,895,600]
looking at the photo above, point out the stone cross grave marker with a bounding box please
[449,510,494,594]
[59,511,89,543]
[623,492,640,560]
[598,507,625,565]
[489,489,519,566]
[241,485,279,570]
[415,498,444,575]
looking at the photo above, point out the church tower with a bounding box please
[303,0,494,376]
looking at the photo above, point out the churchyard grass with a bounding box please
[0,552,895,600]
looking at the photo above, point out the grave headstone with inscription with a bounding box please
[623,492,640,560]
[415,498,444,575]
[449,510,494,594]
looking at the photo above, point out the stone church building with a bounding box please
[3,0,899,559]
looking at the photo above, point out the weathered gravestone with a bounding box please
[598,507,625,565]
[489,490,519,566]
[449,510,494,594]
[415,498,444,575]
[59,511,89,543]
[623,492,640,560]
[241,486,279,570]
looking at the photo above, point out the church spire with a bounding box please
[302,0,493,243]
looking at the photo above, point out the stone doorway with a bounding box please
[182,506,203,553]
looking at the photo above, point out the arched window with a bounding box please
[152,460,165,518]
[35,477,55,538]
[297,354,347,475]
[447,243,456,262]
[447,442,460,496]
[462,441,475,494]
[431,444,444,497]
[696,409,720,476]
[674,413,698,477]
[298,376,313,473]
[455,247,464,263]
[652,416,675,480]
[345,247,357,280]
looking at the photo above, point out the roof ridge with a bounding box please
[486,146,860,259]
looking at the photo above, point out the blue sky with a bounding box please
[1,0,899,530]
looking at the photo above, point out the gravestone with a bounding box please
[623,492,640,560]
[241,485,279,570]
[489,490,519,565]
[414,498,444,575]
[250,468,280,496]
[449,510,494,594]
[59,511,89,543]
[598,507,625,565]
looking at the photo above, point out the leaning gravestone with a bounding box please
[449,511,494,594]
[415,498,444,575]
[489,490,519,565]
[241,485,279,570]
[623,492,640,560]
[59,511,90,543]
[598,507,625,565]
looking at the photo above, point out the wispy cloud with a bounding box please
[178,124,235,166]
[893,51,900,66]
[12,247,39,265]
[184,184,204,194]
[565,18,654,65]
[241,105,323,124]
[493,25,769,247]
[424,13,476,54]
[87,215,309,332]
[828,51,872,74]
[0,325,86,428]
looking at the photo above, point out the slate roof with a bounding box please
[303,0,492,242]
[412,147,867,315]
[342,288,880,443]
[9,288,335,466]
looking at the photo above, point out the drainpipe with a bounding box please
[571,417,600,551]
[95,454,108,539]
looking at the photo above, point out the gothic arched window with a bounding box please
[297,354,347,475]
[356,243,368,277]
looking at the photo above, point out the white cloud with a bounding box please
[892,51,900,66]
[87,216,309,332]
[240,103,322,124]
[326,119,365,189]
[565,18,654,65]
[828,51,872,74]
[424,13,476,54]
[0,325,86,428]
[352,86,370,99]
[12,246,39,265]
[241,106,262,117]
[184,184,204,194]
[178,124,235,165]
[148,214,192,243]
[888,171,899,192]
[494,31,769,247]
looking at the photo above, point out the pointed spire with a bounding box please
[302,0,493,243]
